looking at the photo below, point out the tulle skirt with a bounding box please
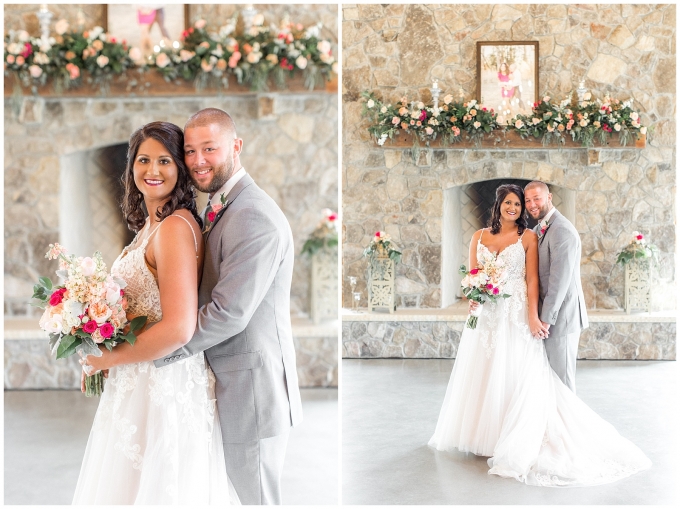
[428,296,652,487]
[73,354,239,504]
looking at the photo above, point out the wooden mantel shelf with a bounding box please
[377,129,646,150]
[4,72,337,98]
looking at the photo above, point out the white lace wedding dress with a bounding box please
[428,234,652,487]
[73,219,239,504]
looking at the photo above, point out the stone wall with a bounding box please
[5,333,338,388]
[342,4,676,311]
[342,320,676,360]
[4,4,338,41]
[4,93,338,318]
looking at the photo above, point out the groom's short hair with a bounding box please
[524,181,549,194]
[185,108,237,139]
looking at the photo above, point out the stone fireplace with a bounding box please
[5,90,338,387]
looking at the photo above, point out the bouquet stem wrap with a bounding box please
[84,372,104,397]
[466,302,484,329]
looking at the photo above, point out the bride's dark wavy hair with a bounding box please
[488,183,528,235]
[121,122,203,232]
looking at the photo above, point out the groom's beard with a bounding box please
[532,203,552,221]
[191,159,234,194]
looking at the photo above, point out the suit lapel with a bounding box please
[204,174,254,240]
[538,209,561,246]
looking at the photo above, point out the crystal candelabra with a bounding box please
[242,4,257,30]
[349,276,357,309]
[352,292,361,311]
[430,80,441,115]
[577,80,587,102]
[37,4,53,44]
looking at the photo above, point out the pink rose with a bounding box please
[419,110,427,121]
[6,55,15,64]
[66,63,80,79]
[486,284,494,289]
[392,117,399,125]
[207,211,216,222]
[636,234,643,240]
[228,51,241,68]
[493,288,500,295]
[49,289,65,306]
[211,203,223,213]
[82,319,98,334]
[100,322,114,339]
[29,64,43,78]
[16,55,25,66]
[469,268,479,275]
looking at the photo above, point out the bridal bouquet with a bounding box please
[459,262,511,329]
[32,244,147,397]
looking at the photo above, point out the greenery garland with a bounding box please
[616,232,659,266]
[361,90,648,149]
[4,17,337,94]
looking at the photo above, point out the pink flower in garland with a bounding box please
[419,110,427,122]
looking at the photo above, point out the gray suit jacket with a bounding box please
[534,209,589,338]
[154,174,303,443]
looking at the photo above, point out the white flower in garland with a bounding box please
[295,55,308,69]
[377,133,388,146]
[367,99,375,108]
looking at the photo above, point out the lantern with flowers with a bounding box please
[616,232,658,314]
[363,232,401,313]
[302,209,338,324]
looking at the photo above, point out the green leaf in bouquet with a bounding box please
[103,339,114,352]
[76,337,102,358]
[38,276,53,291]
[48,333,60,353]
[123,332,138,346]
[74,329,92,340]
[459,264,468,275]
[130,315,148,333]
[56,334,77,359]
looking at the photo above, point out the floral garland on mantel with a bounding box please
[4,16,337,94]
[362,90,648,149]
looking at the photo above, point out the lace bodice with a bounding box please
[477,232,527,299]
[111,232,163,323]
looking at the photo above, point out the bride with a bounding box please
[73,122,239,504]
[428,184,651,487]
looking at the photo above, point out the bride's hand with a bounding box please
[468,300,480,314]
[530,316,549,339]
[80,368,108,392]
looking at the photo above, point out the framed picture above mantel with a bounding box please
[476,41,539,125]
[104,4,189,58]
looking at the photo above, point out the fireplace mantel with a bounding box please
[4,72,337,98]
[374,130,646,150]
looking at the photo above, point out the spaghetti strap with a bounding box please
[169,214,199,254]
[148,214,199,258]
[478,229,484,244]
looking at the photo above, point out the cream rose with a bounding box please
[96,55,109,68]
[28,65,43,78]
[55,19,69,35]
[155,53,170,68]
[295,55,308,69]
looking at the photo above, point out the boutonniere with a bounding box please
[538,219,551,237]
[203,193,228,234]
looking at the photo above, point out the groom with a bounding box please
[524,181,588,392]
[155,108,303,504]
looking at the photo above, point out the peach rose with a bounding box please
[88,301,112,325]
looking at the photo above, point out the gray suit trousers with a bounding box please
[224,430,290,505]
[544,332,580,392]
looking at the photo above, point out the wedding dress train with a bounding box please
[73,219,239,504]
[428,235,652,487]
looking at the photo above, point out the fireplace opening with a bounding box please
[441,179,576,307]
[59,143,134,267]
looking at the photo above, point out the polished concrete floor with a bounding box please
[4,388,338,505]
[343,359,678,505]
